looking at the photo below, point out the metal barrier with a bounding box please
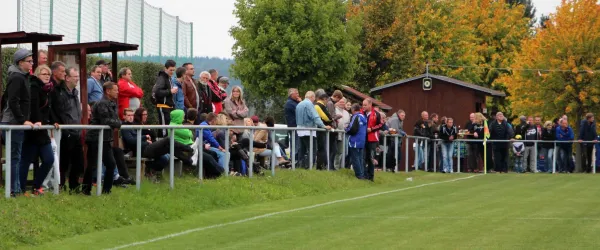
[0,124,344,198]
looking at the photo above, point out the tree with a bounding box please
[506,0,537,26]
[499,0,600,124]
[347,0,418,92]
[230,0,360,103]
[539,14,550,29]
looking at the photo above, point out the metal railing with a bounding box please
[0,124,345,198]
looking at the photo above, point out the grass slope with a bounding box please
[1,169,432,249]
[29,173,600,250]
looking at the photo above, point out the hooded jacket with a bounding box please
[1,65,31,125]
[117,78,144,120]
[386,112,406,136]
[152,70,174,108]
[169,109,193,145]
[346,112,367,148]
[85,96,121,143]
[25,75,52,145]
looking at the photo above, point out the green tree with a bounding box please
[230,0,360,102]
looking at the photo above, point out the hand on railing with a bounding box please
[23,121,34,127]
[53,123,60,129]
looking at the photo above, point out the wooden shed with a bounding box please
[370,74,505,171]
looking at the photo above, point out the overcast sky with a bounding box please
[0,0,562,59]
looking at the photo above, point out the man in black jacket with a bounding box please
[1,49,34,195]
[579,113,598,173]
[50,67,84,192]
[82,82,122,195]
[490,112,511,173]
[413,111,430,170]
[152,60,177,137]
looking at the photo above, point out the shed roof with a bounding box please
[0,31,63,44]
[339,85,393,112]
[47,41,138,54]
[370,74,506,97]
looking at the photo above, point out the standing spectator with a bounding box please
[556,119,574,173]
[515,115,528,138]
[534,116,543,139]
[579,113,598,173]
[513,135,525,173]
[171,67,186,110]
[346,103,367,179]
[117,67,143,120]
[326,90,343,169]
[523,116,539,172]
[439,117,457,173]
[19,65,56,195]
[335,97,350,169]
[296,91,330,169]
[152,60,177,137]
[363,98,384,181]
[87,65,104,103]
[284,88,301,159]
[49,61,66,88]
[218,77,230,92]
[223,86,249,126]
[50,67,83,192]
[82,82,122,195]
[95,60,112,84]
[208,69,227,114]
[541,121,556,172]
[197,71,213,116]
[182,63,199,112]
[314,92,333,170]
[413,111,431,170]
[386,109,407,170]
[428,113,440,171]
[38,50,48,66]
[490,112,511,173]
[469,113,486,173]
[1,49,33,196]
[465,113,477,172]
[200,113,227,169]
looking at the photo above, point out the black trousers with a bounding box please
[582,144,594,173]
[83,141,117,194]
[112,147,130,179]
[59,134,84,191]
[493,146,508,173]
[364,142,378,180]
[298,136,316,169]
[156,107,172,137]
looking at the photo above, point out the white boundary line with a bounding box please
[269,215,600,221]
[107,175,479,250]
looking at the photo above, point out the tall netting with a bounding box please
[18,0,193,60]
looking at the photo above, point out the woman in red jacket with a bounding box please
[117,67,144,120]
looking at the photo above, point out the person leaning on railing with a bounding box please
[295,91,331,170]
[555,119,574,173]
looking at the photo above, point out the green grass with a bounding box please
[7,172,600,249]
[0,169,433,249]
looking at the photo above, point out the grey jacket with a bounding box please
[386,113,406,136]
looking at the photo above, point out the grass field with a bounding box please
[6,171,599,249]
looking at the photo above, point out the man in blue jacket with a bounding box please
[200,112,226,170]
[295,91,331,169]
[556,119,574,173]
[284,88,301,158]
[345,103,367,179]
[578,113,598,173]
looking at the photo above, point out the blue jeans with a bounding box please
[20,142,54,191]
[441,142,454,173]
[209,147,226,169]
[539,148,554,172]
[514,156,524,173]
[349,147,364,179]
[147,154,170,171]
[2,128,25,194]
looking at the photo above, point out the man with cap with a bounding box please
[95,60,112,84]
[251,115,260,126]
[1,49,34,196]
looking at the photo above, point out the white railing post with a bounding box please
[5,130,12,199]
[135,129,141,191]
[96,130,104,196]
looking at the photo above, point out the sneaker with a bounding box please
[33,188,44,196]
[113,176,126,186]
[125,177,136,185]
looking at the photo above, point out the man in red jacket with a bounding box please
[362,98,383,181]
[208,69,227,114]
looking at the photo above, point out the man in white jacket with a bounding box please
[335,98,351,169]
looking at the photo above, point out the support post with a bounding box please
[341,133,346,170]
[17,0,21,31]
[140,1,144,56]
[424,139,428,172]
[190,22,194,59]
[309,134,314,170]
[176,16,180,60]
[291,131,296,170]
[159,9,163,62]
[383,135,387,172]
[553,142,557,173]
[405,136,409,173]
[326,131,330,171]
[457,141,461,173]
[534,141,538,173]
[249,129,254,177]
[98,0,102,41]
[414,139,419,171]
[77,0,82,43]
[5,130,11,199]
[169,129,174,189]
[49,0,54,34]
[271,131,276,176]
[199,129,204,181]
[225,130,230,177]
[96,130,104,196]
[433,140,437,172]
[135,129,141,191]
[123,0,129,55]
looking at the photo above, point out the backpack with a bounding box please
[150,82,159,105]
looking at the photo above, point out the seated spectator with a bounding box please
[117,67,143,120]
[254,117,289,166]
[200,113,227,169]
[134,107,157,143]
[185,108,198,125]
[170,109,194,145]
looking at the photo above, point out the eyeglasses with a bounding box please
[24,60,34,64]
[39,73,51,76]
[142,113,148,116]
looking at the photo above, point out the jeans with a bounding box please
[539,148,554,172]
[348,147,364,179]
[523,146,537,172]
[209,147,226,169]
[558,147,570,172]
[441,142,454,173]
[2,128,25,194]
[147,154,170,171]
[514,156,524,173]
[414,142,424,170]
[19,142,54,191]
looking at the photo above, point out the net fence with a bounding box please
[18,0,193,59]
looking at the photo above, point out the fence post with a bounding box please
[135,129,141,191]
[326,131,330,171]
[553,142,557,173]
[225,130,230,177]
[394,136,399,173]
[249,129,254,177]
[405,136,409,173]
[49,0,54,34]
[433,140,437,173]
[199,128,204,180]
[159,8,163,62]
[414,138,418,171]
[124,0,129,47]
[176,16,180,60]
[534,141,538,172]
[341,133,346,170]
[140,1,144,56]
[169,129,174,189]
[77,0,82,43]
[309,134,314,170]
[424,139,428,172]
[457,141,461,173]
[190,23,194,60]
[96,130,104,196]
[98,0,102,41]
[291,131,296,170]
[271,131,276,176]
[382,135,387,172]
[17,0,21,31]
[5,130,11,199]
[53,129,61,195]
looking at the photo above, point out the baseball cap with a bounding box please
[251,116,259,124]
[95,59,111,66]
[13,49,33,65]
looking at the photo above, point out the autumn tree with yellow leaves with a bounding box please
[500,0,600,123]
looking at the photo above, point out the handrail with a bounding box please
[0,124,344,132]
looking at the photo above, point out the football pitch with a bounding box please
[32,173,600,250]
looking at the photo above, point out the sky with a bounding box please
[0,0,562,59]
